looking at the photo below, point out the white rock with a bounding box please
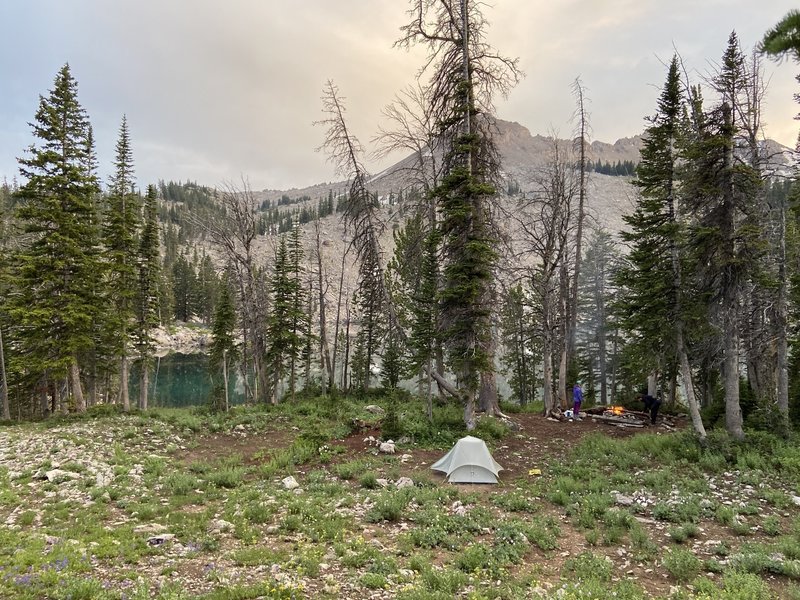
[282,476,300,490]
[792,496,800,507]
[95,472,113,488]
[45,469,78,483]
[364,405,386,416]
[379,441,396,454]
[208,519,234,533]
[396,477,414,489]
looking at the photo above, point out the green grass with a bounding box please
[0,394,799,599]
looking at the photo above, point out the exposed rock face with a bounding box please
[151,323,211,356]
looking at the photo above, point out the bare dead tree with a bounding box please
[312,220,333,393]
[509,136,577,417]
[567,78,591,384]
[190,179,267,403]
[317,80,462,400]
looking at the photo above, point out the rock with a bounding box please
[792,496,800,507]
[614,493,634,507]
[44,469,78,484]
[376,478,390,488]
[147,533,176,546]
[400,454,412,463]
[364,405,386,417]
[208,519,233,534]
[396,477,414,489]
[233,424,246,433]
[379,441,396,454]
[134,523,168,535]
[282,476,300,490]
[95,472,113,488]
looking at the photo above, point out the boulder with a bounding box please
[282,476,300,490]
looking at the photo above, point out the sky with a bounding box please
[1,1,798,192]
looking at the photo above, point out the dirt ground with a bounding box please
[178,411,674,484]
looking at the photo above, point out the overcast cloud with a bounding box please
[1,1,797,191]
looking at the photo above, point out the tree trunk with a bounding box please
[776,196,789,425]
[463,389,476,431]
[478,328,500,415]
[723,299,745,440]
[70,359,86,413]
[677,327,706,439]
[315,226,333,394]
[120,354,130,412]
[139,361,149,411]
[557,262,569,409]
[223,349,230,412]
[0,326,9,421]
[331,248,347,392]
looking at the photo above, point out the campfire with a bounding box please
[607,405,625,416]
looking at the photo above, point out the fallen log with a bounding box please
[589,413,647,427]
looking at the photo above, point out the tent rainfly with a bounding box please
[431,435,503,484]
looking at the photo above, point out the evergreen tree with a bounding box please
[499,284,538,406]
[103,115,140,411]
[209,274,238,412]
[266,234,304,403]
[172,253,196,322]
[134,185,161,411]
[398,0,520,427]
[615,57,708,436]
[286,220,308,400]
[682,33,762,439]
[11,64,101,413]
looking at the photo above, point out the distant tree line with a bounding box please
[586,159,637,177]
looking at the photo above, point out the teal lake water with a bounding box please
[128,353,244,408]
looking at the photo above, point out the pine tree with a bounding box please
[12,64,101,413]
[499,284,538,406]
[266,233,305,403]
[103,115,140,411]
[398,0,520,428]
[682,33,762,439]
[209,274,238,412]
[615,57,708,436]
[286,220,308,401]
[134,185,162,411]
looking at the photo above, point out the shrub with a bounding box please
[663,548,701,582]
[366,490,410,523]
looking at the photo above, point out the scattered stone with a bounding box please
[44,469,79,484]
[364,405,386,417]
[379,441,396,454]
[614,493,634,507]
[396,477,414,489]
[451,501,468,517]
[400,453,412,463]
[95,471,113,488]
[208,519,233,534]
[282,476,300,490]
[792,496,800,507]
[134,523,168,535]
[376,478,390,488]
[147,533,176,546]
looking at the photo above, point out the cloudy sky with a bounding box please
[1,1,798,191]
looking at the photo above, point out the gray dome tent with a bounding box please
[431,435,503,484]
